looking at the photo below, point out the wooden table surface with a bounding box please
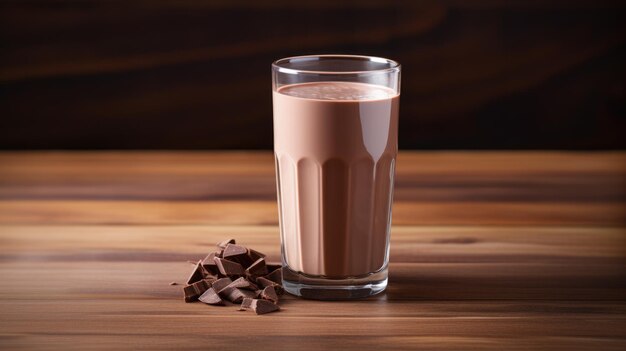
[0,151,625,350]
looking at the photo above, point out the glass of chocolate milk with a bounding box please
[272,55,400,299]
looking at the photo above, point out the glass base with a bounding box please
[281,265,388,300]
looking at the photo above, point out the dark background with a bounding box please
[1,0,625,150]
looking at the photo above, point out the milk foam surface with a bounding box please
[278,82,395,101]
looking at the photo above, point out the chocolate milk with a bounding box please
[273,81,399,278]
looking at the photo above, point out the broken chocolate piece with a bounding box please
[216,277,257,303]
[181,238,284,315]
[240,289,257,299]
[239,297,254,310]
[220,286,246,303]
[201,252,221,276]
[256,276,277,288]
[202,252,218,267]
[239,298,280,315]
[223,243,248,258]
[266,264,282,273]
[227,277,258,290]
[211,277,233,294]
[259,286,279,304]
[246,258,268,277]
[198,288,223,305]
[223,244,253,267]
[264,267,282,284]
[183,279,211,302]
[203,277,218,286]
[217,239,236,249]
[187,261,210,285]
[214,257,245,276]
[246,280,259,291]
[247,248,266,262]
[252,299,280,315]
[256,277,284,295]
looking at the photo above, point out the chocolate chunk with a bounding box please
[202,252,218,268]
[240,289,257,299]
[198,288,223,305]
[223,243,248,258]
[220,286,246,303]
[245,258,268,277]
[214,257,245,276]
[247,248,266,262]
[183,279,211,302]
[240,297,254,310]
[256,276,277,288]
[223,244,253,267]
[201,252,221,276]
[264,267,282,284]
[211,277,233,293]
[227,277,258,290]
[259,286,279,304]
[254,299,280,315]
[217,239,236,249]
[182,239,284,315]
[187,261,210,285]
[239,298,280,315]
[207,267,221,277]
[256,277,284,295]
[265,262,283,273]
[246,280,259,291]
[266,264,282,273]
[203,277,218,286]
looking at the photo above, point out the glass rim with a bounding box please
[272,54,400,75]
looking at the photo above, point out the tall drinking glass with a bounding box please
[272,55,400,299]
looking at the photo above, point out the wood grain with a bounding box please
[0,151,625,350]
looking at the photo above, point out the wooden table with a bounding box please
[0,152,625,350]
